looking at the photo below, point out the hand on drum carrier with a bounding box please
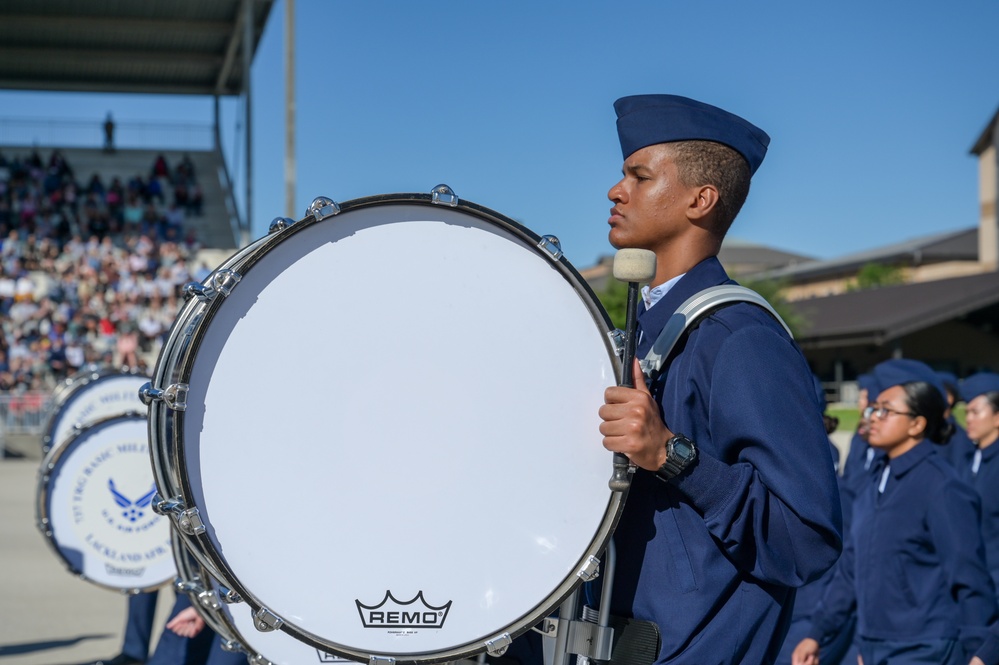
[600,357,673,472]
[599,247,668,473]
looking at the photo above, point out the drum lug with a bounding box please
[537,235,563,261]
[153,494,207,536]
[536,617,559,638]
[198,589,222,611]
[174,579,204,595]
[140,383,189,411]
[485,633,513,657]
[253,607,284,632]
[268,216,297,234]
[308,196,341,221]
[576,555,601,582]
[248,654,272,665]
[368,657,395,665]
[222,640,246,654]
[430,183,459,207]
[609,329,625,356]
[186,269,242,302]
[218,585,243,604]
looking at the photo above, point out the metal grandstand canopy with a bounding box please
[0,0,275,96]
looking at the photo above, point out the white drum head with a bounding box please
[38,414,176,592]
[155,196,620,662]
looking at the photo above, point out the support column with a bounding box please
[242,0,253,247]
[285,0,296,220]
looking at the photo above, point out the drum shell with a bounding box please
[42,366,149,454]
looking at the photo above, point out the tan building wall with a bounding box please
[980,143,998,271]
[781,260,986,301]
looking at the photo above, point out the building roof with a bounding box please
[788,270,999,349]
[750,226,979,282]
[971,107,999,156]
[0,0,275,96]
[717,238,814,275]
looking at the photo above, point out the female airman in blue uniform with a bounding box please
[792,359,996,665]
[956,372,999,589]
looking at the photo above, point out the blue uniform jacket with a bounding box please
[808,441,996,655]
[957,441,999,590]
[610,257,843,664]
[945,422,976,470]
[841,431,877,500]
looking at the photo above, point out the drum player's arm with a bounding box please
[602,326,843,587]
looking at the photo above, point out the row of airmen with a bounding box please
[782,360,999,665]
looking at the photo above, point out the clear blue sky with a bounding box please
[2,0,997,271]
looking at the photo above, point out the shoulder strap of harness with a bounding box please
[639,285,793,385]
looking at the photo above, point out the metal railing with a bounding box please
[0,391,52,435]
[0,117,214,151]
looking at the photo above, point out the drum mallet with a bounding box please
[608,248,657,491]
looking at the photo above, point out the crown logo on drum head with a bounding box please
[355,590,452,630]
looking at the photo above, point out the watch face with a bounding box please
[672,437,694,461]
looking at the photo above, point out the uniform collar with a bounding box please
[979,440,999,461]
[887,439,935,478]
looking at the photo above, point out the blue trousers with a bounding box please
[122,591,160,661]
[204,634,248,665]
[145,595,214,665]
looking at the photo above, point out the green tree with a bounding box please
[596,278,630,331]
[739,278,807,340]
[850,262,905,290]
[597,276,805,340]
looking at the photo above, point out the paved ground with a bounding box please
[0,456,173,665]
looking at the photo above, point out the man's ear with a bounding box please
[687,184,719,221]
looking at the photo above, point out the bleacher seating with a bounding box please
[0,144,237,394]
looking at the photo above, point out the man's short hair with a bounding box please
[666,140,751,233]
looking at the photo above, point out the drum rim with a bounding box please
[42,366,149,454]
[148,192,625,664]
[171,530,251,654]
[36,412,175,594]
[147,236,271,585]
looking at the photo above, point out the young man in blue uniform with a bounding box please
[598,94,843,664]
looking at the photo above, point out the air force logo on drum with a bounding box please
[356,591,452,631]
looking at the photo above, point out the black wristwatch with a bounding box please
[656,433,698,482]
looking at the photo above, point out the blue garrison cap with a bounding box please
[856,373,880,398]
[872,359,946,402]
[960,372,999,403]
[614,94,771,174]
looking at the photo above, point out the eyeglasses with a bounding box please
[863,405,916,420]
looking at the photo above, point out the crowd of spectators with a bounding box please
[0,146,214,395]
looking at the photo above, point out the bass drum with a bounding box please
[146,189,623,664]
[37,413,176,592]
[42,365,149,454]
[172,530,356,665]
